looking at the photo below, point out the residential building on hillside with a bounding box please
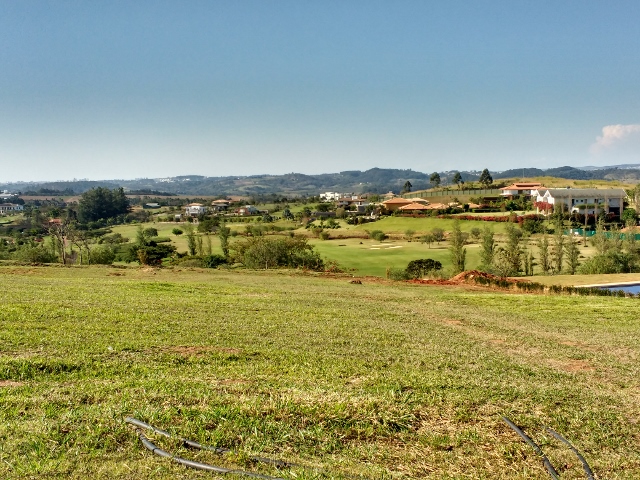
[0,203,24,214]
[535,188,627,215]
[500,182,543,197]
[185,203,206,217]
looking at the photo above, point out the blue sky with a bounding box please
[1,1,639,182]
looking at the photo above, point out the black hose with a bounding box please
[546,426,595,480]
[134,428,285,479]
[125,417,296,468]
[502,417,560,480]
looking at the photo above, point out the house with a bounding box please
[236,205,259,216]
[381,197,414,211]
[336,196,369,208]
[535,188,627,216]
[211,199,231,212]
[319,192,345,201]
[0,203,24,214]
[184,203,206,217]
[398,202,431,212]
[500,182,543,198]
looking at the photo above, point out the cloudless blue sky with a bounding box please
[1,1,639,181]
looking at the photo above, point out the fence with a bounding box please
[402,189,502,199]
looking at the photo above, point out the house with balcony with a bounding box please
[535,188,627,216]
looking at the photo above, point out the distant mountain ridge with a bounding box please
[2,165,639,197]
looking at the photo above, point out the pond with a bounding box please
[599,284,640,294]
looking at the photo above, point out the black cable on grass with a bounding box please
[134,427,285,480]
[126,417,372,480]
[546,426,595,480]
[125,417,296,469]
[502,417,560,480]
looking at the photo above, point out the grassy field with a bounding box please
[351,216,514,235]
[1,265,639,479]
[310,237,484,277]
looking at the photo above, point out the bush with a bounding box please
[405,259,443,279]
[231,236,324,270]
[368,230,387,241]
[202,254,227,268]
[387,267,410,281]
[13,245,58,263]
[172,228,183,236]
[89,245,116,265]
[319,231,331,240]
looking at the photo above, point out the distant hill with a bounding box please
[2,165,639,197]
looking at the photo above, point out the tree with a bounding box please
[431,228,445,243]
[184,224,197,256]
[430,172,441,188]
[420,233,435,249]
[537,233,551,274]
[218,224,231,259]
[452,172,463,188]
[479,226,495,271]
[172,228,183,236]
[402,181,413,194]
[449,220,467,274]
[405,259,442,279]
[478,169,493,187]
[551,227,565,274]
[496,223,523,276]
[77,187,129,223]
[564,235,581,275]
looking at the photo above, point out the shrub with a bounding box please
[231,236,324,270]
[202,254,227,268]
[89,245,116,265]
[319,231,331,240]
[387,267,410,281]
[13,245,58,263]
[405,259,443,279]
[368,230,387,241]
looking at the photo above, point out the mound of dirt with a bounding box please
[450,270,499,283]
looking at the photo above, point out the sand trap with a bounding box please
[370,247,380,250]
[387,246,403,249]
[371,244,387,247]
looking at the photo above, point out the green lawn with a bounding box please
[352,216,514,235]
[0,266,638,478]
[310,237,483,277]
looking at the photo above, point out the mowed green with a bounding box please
[310,237,484,277]
[1,266,639,479]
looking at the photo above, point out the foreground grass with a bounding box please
[1,265,639,478]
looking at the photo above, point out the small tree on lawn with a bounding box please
[537,233,551,274]
[564,235,580,275]
[449,220,467,274]
[479,226,495,271]
[420,233,436,249]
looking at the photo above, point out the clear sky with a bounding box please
[1,1,639,182]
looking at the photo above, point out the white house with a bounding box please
[0,203,24,214]
[500,182,543,197]
[320,192,348,201]
[185,203,206,217]
[535,188,627,216]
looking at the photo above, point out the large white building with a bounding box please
[535,188,627,215]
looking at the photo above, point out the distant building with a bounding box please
[535,188,627,216]
[185,203,206,216]
[236,205,259,216]
[211,199,231,212]
[0,203,24,214]
[320,192,347,201]
[500,182,543,198]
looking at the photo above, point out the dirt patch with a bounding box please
[0,380,24,387]
[548,359,595,372]
[107,272,125,276]
[443,319,463,326]
[218,378,250,385]
[160,346,241,357]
